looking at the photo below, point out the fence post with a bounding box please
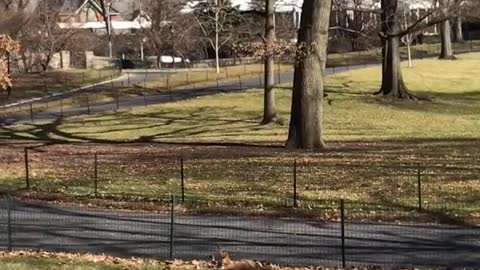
[180,157,185,203]
[127,72,131,86]
[293,160,298,208]
[86,95,90,115]
[238,76,242,89]
[29,103,33,122]
[417,163,423,211]
[226,67,229,78]
[7,196,12,252]
[24,148,30,189]
[169,194,176,260]
[340,199,346,268]
[244,63,247,75]
[60,99,64,118]
[94,153,98,197]
[216,77,220,89]
[115,91,120,110]
[143,92,148,106]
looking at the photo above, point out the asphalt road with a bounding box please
[1,64,372,125]
[0,199,479,268]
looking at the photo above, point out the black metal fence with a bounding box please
[0,195,479,268]
[1,147,478,220]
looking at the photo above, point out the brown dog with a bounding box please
[218,246,265,270]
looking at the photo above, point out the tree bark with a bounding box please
[439,0,455,59]
[286,0,331,150]
[453,16,464,43]
[377,0,415,99]
[261,0,277,125]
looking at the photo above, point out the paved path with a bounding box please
[1,199,479,268]
[1,64,373,125]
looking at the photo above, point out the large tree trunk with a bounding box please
[439,0,455,59]
[377,0,415,99]
[286,0,331,150]
[453,16,464,43]
[261,0,277,125]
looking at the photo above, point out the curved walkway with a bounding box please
[1,64,372,125]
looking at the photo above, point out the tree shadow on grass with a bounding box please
[0,106,283,149]
[366,90,480,115]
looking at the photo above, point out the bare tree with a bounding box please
[332,0,379,52]
[192,0,244,73]
[286,0,332,150]
[18,1,81,71]
[374,0,461,99]
[400,3,420,68]
[0,0,33,35]
[140,0,195,67]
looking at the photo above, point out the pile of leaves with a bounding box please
[0,34,19,90]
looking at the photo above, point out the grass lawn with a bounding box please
[2,68,121,105]
[0,252,166,270]
[0,53,479,222]
[326,40,480,67]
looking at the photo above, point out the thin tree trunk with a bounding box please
[214,1,220,74]
[439,0,454,59]
[453,16,464,43]
[286,0,331,150]
[215,31,220,74]
[407,42,412,68]
[261,0,277,125]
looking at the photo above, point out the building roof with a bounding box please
[230,0,435,12]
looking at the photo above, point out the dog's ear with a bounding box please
[218,244,227,254]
